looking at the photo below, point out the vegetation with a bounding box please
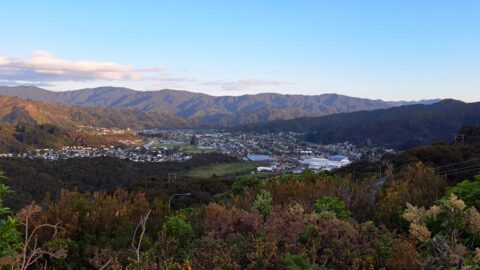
[0,157,480,269]
[0,86,432,126]
[0,153,238,209]
[0,172,20,259]
[240,100,480,149]
[2,126,480,268]
[185,162,263,179]
[0,94,192,130]
[0,123,138,153]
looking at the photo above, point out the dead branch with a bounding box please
[131,209,152,263]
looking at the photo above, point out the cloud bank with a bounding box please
[0,51,293,94]
[0,51,166,82]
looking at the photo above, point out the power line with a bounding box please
[437,163,480,175]
[435,157,480,169]
[440,167,480,176]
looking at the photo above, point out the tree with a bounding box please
[298,224,320,265]
[0,171,21,265]
[448,175,480,210]
[281,253,322,270]
[403,194,480,269]
[313,196,351,219]
[252,189,273,218]
[14,203,67,270]
[189,134,198,146]
[164,214,194,248]
[377,162,446,230]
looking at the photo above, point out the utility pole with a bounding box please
[168,173,177,184]
[454,134,465,146]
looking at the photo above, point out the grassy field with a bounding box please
[185,162,265,178]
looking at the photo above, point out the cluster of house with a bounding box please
[1,129,394,172]
[1,145,192,163]
[76,126,135,136]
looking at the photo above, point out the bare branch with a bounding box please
[131,209,151,263]
[15,203,67,270]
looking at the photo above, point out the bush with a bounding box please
[313,196,351,219]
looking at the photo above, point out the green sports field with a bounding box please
[185,162,266,178]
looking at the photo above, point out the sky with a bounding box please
[0,0,479,101]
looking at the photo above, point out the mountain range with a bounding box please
[237,99,480,149]
[0,86,478,150]
[0,95,192,129]
[0,86,439,126]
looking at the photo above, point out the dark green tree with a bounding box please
[0,171,21,259]
[314,196,351,219]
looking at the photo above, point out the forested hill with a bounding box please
[0,86,438,126]
[237,99,480,149]
[0,95,193,129]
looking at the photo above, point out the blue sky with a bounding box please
[0,1,479,101]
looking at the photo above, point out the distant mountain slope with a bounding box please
[238,100,480,149]
[0,95,192,129]
[0,86,439,126]
[0,123,138,153]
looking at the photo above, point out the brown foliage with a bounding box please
[203,203,261,240]
[16,203,67,270]
[385,238,420,270]
[377,162,446,229]
[264,205,306,254]
[33,189,150,240]
[191,239,242,270]
[267,175,376,221]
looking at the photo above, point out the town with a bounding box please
[0,129,395,173]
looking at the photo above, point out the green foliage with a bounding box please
[0,153,233,210]
[232,176,262,195]
[403,194,480,268]
[0,171,21,258]
[314,196,351,219]
[0,216,20,257]
[164,214,194,245]
[252,189,273,217]
[448,175,480,210]
[3,140,480,269]
[281,253,324,270]
[298,224,320,246]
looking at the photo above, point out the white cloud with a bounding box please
[0,50,175,82]
[0,51,294,95]
[204,78,292,91]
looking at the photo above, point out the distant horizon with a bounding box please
[0,84,450,103]
[1,1,479,102]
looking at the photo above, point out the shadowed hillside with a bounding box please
[237,100,480,149]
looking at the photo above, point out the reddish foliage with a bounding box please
[203,203,261,240]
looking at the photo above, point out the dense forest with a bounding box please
[1,135,480,269]
[0,153,238,210]
[238,100,480,149]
